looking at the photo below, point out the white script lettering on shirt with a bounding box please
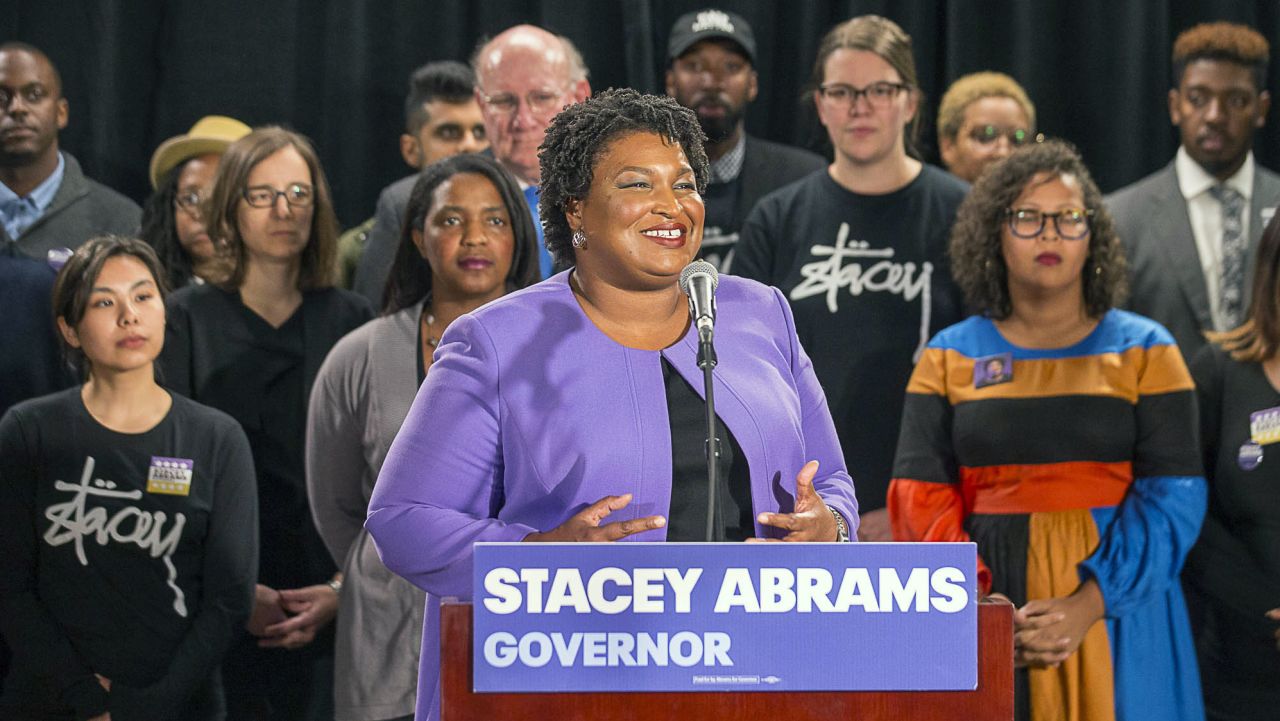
[43,456,189,617]
[789,222,933,360]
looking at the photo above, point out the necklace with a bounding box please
[421,306,440,348]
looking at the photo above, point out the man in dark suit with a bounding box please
[348,61,488,302]
[1107,22,1280,359]
[665,8,826,272]
[0,43,139,263]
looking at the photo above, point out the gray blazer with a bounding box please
[1105,160,1280,359]
[306,301,423,721]
[1,151,141,261]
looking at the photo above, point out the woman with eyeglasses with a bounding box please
[1183,212,1280,721]
[305,154,540,721]
[890,140,1206,721]
[936,72,1039,184]
[160,126,373,720]
[140,116,252,288]
[732,15,968,541]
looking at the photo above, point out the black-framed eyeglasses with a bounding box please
[174,189,205,218]
[817,81,910,109]
[970,125,1041,147]
[242,183,314,208]
[1005,207,1094,240]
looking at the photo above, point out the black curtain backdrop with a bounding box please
[4,0,1280,228]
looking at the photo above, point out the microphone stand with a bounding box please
[698,329,720,543]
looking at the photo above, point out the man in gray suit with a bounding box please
[1107,22,1280,359]
[0,43,139,263]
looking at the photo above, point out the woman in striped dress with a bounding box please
[889,140,1206,721]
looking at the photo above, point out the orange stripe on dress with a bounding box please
[959,461,1133,514]
[912,347,1193,404]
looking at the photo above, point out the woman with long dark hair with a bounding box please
[139,116,251,288]
[306,154,538,721]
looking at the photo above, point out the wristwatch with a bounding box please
[829,506,850,542]
[326,578,343,595]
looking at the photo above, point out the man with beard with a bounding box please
[1107,22,1280,359]
[0,43,139,263]
[665,9,824,271]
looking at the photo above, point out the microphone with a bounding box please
[680,260,722,541]
[679,260,718,348]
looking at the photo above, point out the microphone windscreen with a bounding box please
[678,259,719,294]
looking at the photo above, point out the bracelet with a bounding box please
[829,506,850,542]
[326,578,343,595]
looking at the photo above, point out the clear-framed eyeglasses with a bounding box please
[479,86,572,119]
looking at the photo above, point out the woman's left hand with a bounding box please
[1014,579,1105,668]
[750,460,839,542]
[259,582,340,649]
[1266,608,1280,651]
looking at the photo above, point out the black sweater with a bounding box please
[0,389,258,720]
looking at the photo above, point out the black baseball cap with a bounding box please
[667,9,756,64]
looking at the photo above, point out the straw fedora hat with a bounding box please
[148,115,252,189]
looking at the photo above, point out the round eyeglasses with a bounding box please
[174,189,206,219]
[1005,207,1093,240]
[970,125,1042,147]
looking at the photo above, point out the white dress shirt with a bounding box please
[1175,146,1253,331]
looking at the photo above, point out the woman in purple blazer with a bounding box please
[366,89,859,720]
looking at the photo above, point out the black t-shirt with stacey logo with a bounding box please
[0,388,257,721]
[732,166,969,510]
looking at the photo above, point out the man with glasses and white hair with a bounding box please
[471,25,590,278]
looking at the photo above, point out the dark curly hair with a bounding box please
[139,161,198,289]
[949,139,1127,319]
[538,88,709,267]
[382,153,541,314]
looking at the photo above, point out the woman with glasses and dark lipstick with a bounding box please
[305,154,540,721]
[160,127,373,720]
[140,116,251,288]
[0,236,257,721]
[890,140,1206,721]
[731,15,968,542]
[1183,212,1280,721]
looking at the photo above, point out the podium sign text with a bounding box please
[472,542,977,692]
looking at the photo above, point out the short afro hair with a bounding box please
[936,72,1036,143]
[538,88,709,267]
[1173,21,1270,89]
[949,139,1126,320]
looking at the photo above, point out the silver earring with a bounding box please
[572,230,587,249]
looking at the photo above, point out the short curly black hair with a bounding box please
[949,139,1127,319]
[538,88,709,267]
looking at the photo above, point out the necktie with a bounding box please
[0,196,39,240]
[523,185,553,279]
[1209,184,1247,329]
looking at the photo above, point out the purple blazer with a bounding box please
[366,271,858,720]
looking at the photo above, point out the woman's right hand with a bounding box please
[245,583,287,637]
[524,493,665,542]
